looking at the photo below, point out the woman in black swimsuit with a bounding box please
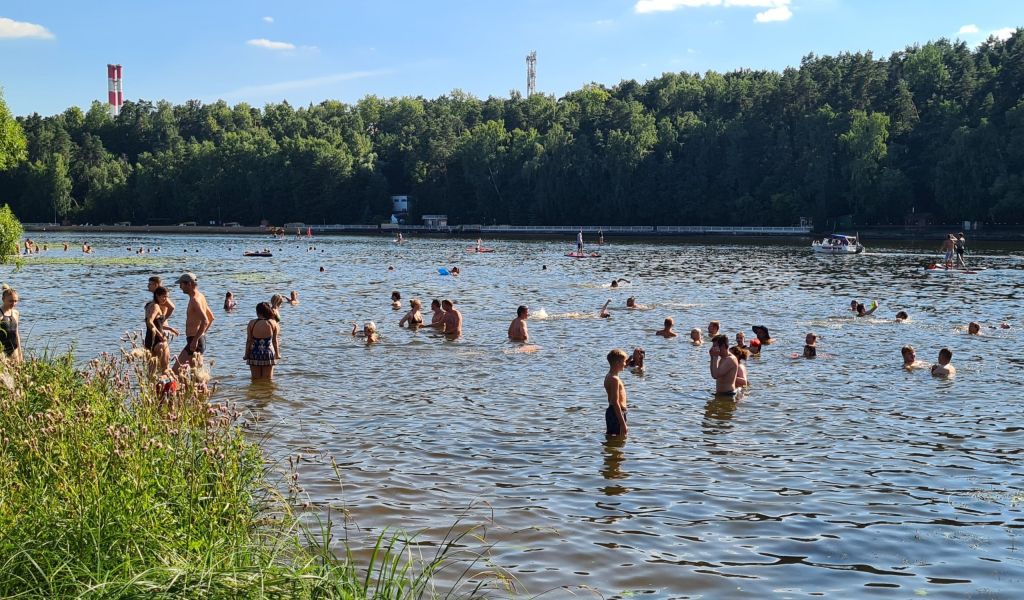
[399,298,424,328]
[1,285,22,363]
[144,286,178,374]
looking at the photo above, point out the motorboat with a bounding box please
[811,234,863,254]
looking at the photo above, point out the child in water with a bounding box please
[802,332,817,358]
[690,328,703,345]
[626,347,645,373]
[391,291,401,309]
[604,349,629,437]
[224,292,237,311]
[351,321,380,344]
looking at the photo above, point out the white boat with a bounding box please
[811,233,863,254]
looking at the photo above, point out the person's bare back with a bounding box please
[508,306,529,341]
[441,300,462,338]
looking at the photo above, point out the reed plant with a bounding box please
[0,351,506,599]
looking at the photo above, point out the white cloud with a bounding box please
[634,0,792,22]
[247,38,295,51]
[755,4,792,22]
[216,69,392,100]
[0,16,54,39]
[958,24,979,34]
[262,16,274,24]
[991,27,1015,41]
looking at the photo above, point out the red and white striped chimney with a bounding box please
[107,64,123,116]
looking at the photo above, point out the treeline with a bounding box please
[3,31,1024,227]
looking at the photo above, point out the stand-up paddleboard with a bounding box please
[466,247,495,253]
[566,252,600,258]
[925,265,979,274]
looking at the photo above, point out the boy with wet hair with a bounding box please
[931,348,956,377]
[604,349,629,437]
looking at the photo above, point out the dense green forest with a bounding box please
[3,32,1024,228]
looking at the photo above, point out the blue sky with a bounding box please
[1,1,1022,117]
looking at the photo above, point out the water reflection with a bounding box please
[600,436,628,496]
[702,396,739,436]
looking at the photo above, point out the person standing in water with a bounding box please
[441,299,463,338]
[148,276,176,320]
[399,298,424,328]
[709,334,739,396]
[931,348,956,377]
[244,302,280,380]
[604,349,629,437]
[577,229,584,254]
[508,305,529,342]
[1,285,23,363]
[144,286,179,374]
[174,273,214,373]
[941,234,956,269]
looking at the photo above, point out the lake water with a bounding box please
[7,233,1024,598]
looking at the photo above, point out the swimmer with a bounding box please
[399,298,424,328]
[895,310,909,322]
[708,320,720,337]
[320,266,326,272]
[387,265,394,271]
[148,276,176,320]
[440,299,462,338]
[599,299,612,318]
[391,291,402,309]
[730,346,750,386]
[709,334,739,396]
[610,278,630,288]
[427,299,446,328]
[690,328,703,345]
[802,332,817,358]
[351,321,380,344]
[735,331,747,349]
[626,296,637,308]
[270,294,285,322]
[244,302,281,380]
[224,291,237,311]
[449,266,460,276]
[542,265,547,271]
[855,301,878,317]
[930,347,956,377]
[288,291,299,305]
[508,305,529,342]
[604,348,629,437]
[1,285,23,363]
[967,321,981,335]
[752,325,774,344]
[850,300,859,312]
[655,317,677,338]
[626,347,645,374]
[901,345,926,370]
[748,338,762,355]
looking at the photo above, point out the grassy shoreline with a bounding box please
[0,353,500,598]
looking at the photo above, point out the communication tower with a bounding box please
[107,64,123,116]
[526,51,536,96]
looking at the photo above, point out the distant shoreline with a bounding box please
[20,223,1024,243]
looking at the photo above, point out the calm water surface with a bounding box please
[7,233,1024,598]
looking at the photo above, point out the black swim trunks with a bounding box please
[605,406,628,435]
[185,334,207,355]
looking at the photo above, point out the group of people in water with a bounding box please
[600,294,997,438]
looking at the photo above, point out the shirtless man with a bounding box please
[709,334,739,396]
[508,305,529,341]
[941,234,956,269]
[655,317,677,338]
[148,276,175,321]
[174,272,214,372]
[931,347,956,377]
[427,299,446,328]
[901,345,926,370]
[604,349,629,437]
[440,299,462,338]
[708,320,720,337]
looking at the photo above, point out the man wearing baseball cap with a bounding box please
[174,272,215,373]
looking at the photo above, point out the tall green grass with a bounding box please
[0,353,508,599]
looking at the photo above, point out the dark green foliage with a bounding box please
[4,31,1024,227]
